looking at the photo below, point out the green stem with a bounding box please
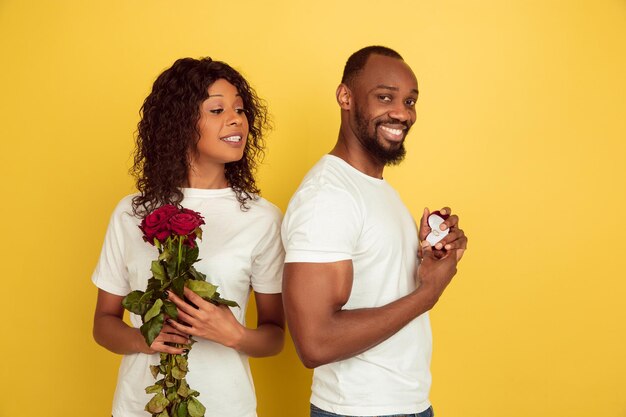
[176,237,183,278]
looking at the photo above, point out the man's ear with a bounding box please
[336,83,351,109]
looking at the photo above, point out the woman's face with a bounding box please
[192,78,249,168]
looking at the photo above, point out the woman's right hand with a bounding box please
[94,289,191,356]
[144,322,191,355]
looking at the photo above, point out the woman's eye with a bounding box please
[210,109,224,114]
[236,108,246,114]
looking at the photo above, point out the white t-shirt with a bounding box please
[282,155,432,416]
[92,188,284,417]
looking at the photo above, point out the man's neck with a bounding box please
[330,132,385,179]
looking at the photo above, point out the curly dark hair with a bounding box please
[131,57,269,216]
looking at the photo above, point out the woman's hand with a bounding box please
[147,322,191,355]
[167,287,245,350]
[93,289,190,355]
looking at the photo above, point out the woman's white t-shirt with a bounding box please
[92,188,284,417]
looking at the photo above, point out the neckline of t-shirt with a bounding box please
[181,187,234,198]
[323,154,387,184]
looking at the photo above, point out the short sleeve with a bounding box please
[282,184,362,263]
[250,207,285,294]
[91,200,132,296]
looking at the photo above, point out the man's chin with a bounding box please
[373,144,406,166]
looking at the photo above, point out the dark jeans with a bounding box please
[310,403,434,417]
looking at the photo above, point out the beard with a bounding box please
[354,105,408,166]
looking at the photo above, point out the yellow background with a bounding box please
[1,1,625,416]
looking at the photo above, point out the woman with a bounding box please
[92,57,284,417]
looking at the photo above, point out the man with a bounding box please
[281,46,467,417]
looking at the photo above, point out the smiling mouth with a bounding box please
[221,135,242,143]
[380,126,403,136]
[378,125,406,142]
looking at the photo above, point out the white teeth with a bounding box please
[222,136,241,142]
[380,126,403,136]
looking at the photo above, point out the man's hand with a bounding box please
[416,240,458,309]
[418,207,467,261]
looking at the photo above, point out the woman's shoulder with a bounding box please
[246,195,283,223]
[107,193,142,223]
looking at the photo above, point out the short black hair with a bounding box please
[341,46,404,86]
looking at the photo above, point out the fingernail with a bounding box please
[440,224,447,230]
[421,240,429,248]
[441,208,447,215]
[182,349,189,354]
[166,319,172,324]
[445,244,452,250]
[435,243,443,250]
[163,291,169,298]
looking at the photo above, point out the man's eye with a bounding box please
[210,109,223,114]
[406,99,416,107]
[379,95,392,103]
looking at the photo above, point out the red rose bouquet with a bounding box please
[122,204,238,417]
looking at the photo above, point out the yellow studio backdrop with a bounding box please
[1,1,625,416]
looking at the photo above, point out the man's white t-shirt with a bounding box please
[92,188,284,417]
[282,155,432,416]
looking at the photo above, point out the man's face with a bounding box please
[350,55,418,166]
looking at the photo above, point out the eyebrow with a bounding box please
[207,93,242,98]
[371,84,419,95]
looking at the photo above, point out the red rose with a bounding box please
[169,209,205,237]
[139,204,179,244]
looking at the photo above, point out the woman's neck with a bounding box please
[185,164,228,189]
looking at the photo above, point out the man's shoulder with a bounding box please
[297,155,363,192]
[285,157,364,222]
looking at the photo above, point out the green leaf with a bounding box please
[212,296,240,308]
[158,248,172,262]
[177,401,189,417]
[145,393,169,414]
[145,384,163,394]
[184,246,199,265]
[150,365,160,379]
[177,379,190,398]
[186,280,217,299]
[167,389,180,403]
[140,312,164,346]
[172,276,186,297]
[157,409,170,417]
[152,260,166,281]
[171,366,186,380]
[175,355,188,372]
[163,300,178,320]
[144,299,164,323]
[140,290,155,305]
[148,276,163,293]
[121,290,147,315]
[187,267,206,282]
[187,397,206,417]
[167,262,177,281]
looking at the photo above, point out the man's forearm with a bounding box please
[290,289,433,368]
